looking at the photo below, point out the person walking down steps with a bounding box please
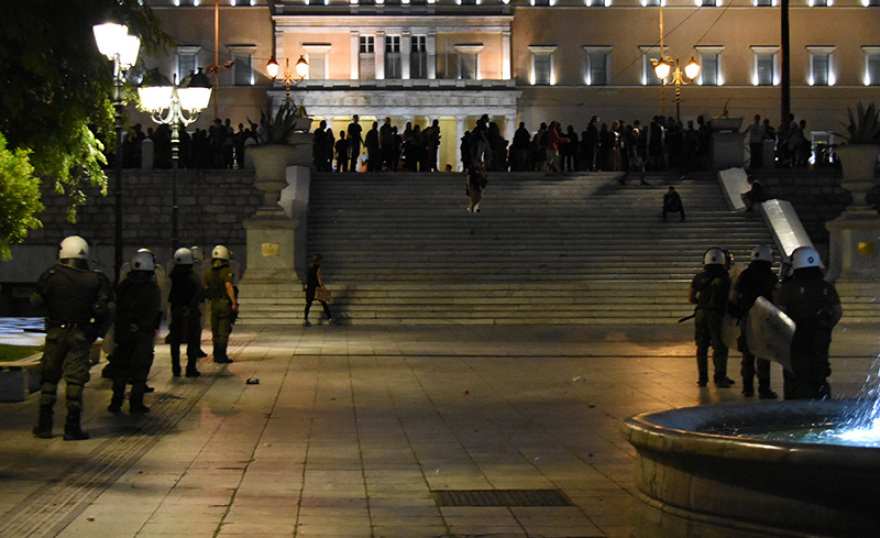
[304,254,335,327]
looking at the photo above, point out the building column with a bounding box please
[502,30,512,80]
[376,31,386,80]
[455,115,467,171]
[427,32,437,80]
[402,32,412,80]
[350,31,359,80]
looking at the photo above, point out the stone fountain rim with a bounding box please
[623,399,880,468]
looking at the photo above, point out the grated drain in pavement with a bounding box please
[432,489,573,507]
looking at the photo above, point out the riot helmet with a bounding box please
[751,244,773,262]
[174,247,194,265]
[791,246,821,270]
[703,247,726,266]
[131,250,156,272]
[59,235,89,261]
[212,244,230,261]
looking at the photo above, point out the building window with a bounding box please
[529,46,557,85]
[751,47,778,86]
[460,0,477,5]
[360,35,376,80]
[586,0,607,5]
[411,35,428,79]
[754,0,774,5]
[232,53,253,86]
[701,0,717,5]
[455,44,482,80]
[810,0,829,5]
[866,0,880,6]
[304,44,330,80]
[808,47,835,86]
[176,46,200,83]
[696,47,723,86]
[640,46,665,86]
[583,46,611,86]
[643,0,661,5]
[385,35,402,79]
[864,47,880,85]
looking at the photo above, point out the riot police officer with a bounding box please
[776,246,842,399]
[689,247,733,388]
[204,244,238,364]
[109,250,162,414]
[729,244,779,398]
[168,247,204,377]
[31,236,113,440]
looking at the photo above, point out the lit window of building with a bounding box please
[359,35,376,80]
[751,46,779,86]
[176,46,200,83]
[807,46,835,86]
[386,35,402,79]
[303,44,331,80]
[640,46,665,86]
[411,35,428,80]
[455,44,482,80]
[529,45,557,85]
[583,46,611,86]
[863,46,880,85]
[696,46,723,86]
[227,45,256,86]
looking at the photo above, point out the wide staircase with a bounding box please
[292,170,778,325]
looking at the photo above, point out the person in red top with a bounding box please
[545,121,569,174]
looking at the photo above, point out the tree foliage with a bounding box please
[0,0,167,232]
[0,133,43,261]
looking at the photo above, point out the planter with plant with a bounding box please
[247,101,312,216]
[835,102,880,210]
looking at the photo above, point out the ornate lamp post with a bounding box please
[653,57,701,122]
[266,55,309,103]
[137,69,212,250]
[92,22,141,285]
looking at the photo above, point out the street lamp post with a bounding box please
[137,69,212,251]
[266,55,309,103]
[653,57,701,123]
[93,22,141,285]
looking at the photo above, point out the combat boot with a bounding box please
[63,408,90,441]
[32,404,54,439]
[185,357,201,378]
[171,351,182,377]
[129,385,150,414]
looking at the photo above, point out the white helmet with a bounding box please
[174,247,194,265]
[212,244,230,260]
[131,250,156,272]
[703,247,726,266]
[791,246,821,270]
[751,244,773,262]
[59,235,89,260]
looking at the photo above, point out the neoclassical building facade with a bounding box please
[139,0,880,168]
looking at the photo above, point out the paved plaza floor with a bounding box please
[0,321,877,537]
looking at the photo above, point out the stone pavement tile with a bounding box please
[510,506,604,537]
[371,525,450,537]
[293,526,373,537]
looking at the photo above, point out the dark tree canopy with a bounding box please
[0,0,166,223]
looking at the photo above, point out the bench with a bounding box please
[718,167,749,212]
[0,354,42,402]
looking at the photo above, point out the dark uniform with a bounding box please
[168,263,204,377]
[776,267,842,399]
[31,259,113,440]
[205,258,236,363]
[690,261,732,387]
[731,259,779,397]
[110,270,162,414]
